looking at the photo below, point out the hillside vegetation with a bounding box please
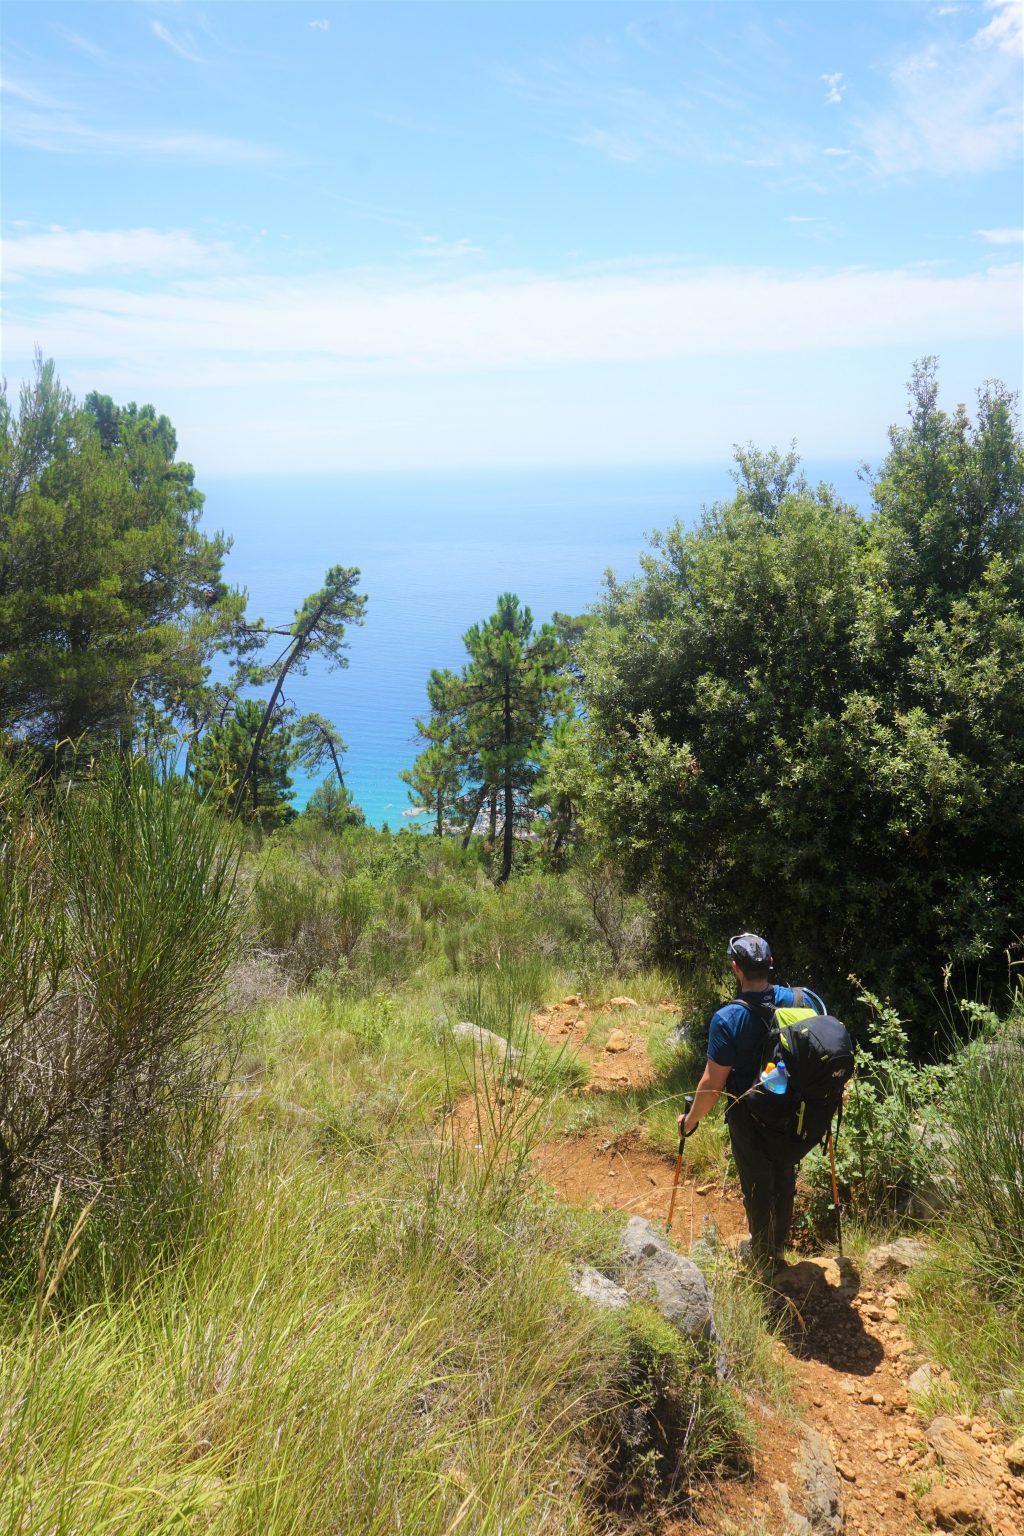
[2,780,1023,1534]
[1,360,1022,1534]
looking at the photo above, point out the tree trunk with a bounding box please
[233,589,334,817]
[488,788,497,843]
[233,652,295,817]
[326,737,345,787]
[498,674,514,883]
[461,784,489,850]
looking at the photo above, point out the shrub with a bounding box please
[798,982,953,1231]
[0,756,243,1273]
[943,1006,1024,1286]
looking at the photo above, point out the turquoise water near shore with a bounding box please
[204,462,866,826]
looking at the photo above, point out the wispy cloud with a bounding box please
[853,0,1023,174]
[822,72,845,105]
[7,260,1018,382]
[784,216,824,224]
[977,226,1024,244]
[60,30,109,64]
[308,19,330,32]
[151,21,206,66]
[417,236,484,260]
[2,227,229,280]
[1,77,286,167]
[976,0,1023,52]
[511,62,818,171]
[0,75,60,108]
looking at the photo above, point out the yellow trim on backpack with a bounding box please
[774,1006,818,1050]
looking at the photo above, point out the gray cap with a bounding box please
[727,932,773,969]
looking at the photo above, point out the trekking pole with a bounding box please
[827,1132,843,1258]
[666,1096,694,1233]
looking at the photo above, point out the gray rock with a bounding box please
[450,1022,521,1062]
[619,1216,717,1342]
[908,1363,935,1398]
[971,1022,1024,1082]
[863,1237,931,1281]
[666,1019,703,1051]
[903,1122,957,1218]
[773,1427,844,1536]
[571,1265,629,1310]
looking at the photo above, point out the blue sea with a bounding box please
[203,462,865,827]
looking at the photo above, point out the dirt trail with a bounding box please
[528,996,1024,1536]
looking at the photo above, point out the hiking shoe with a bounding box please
[737,1237,787,1276]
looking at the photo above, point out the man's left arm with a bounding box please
[679,1058,731,1136]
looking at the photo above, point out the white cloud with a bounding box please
[822,146,852,157]
[506,61,818,171]
[151,22,206,65]
[975,0,1023,53]
[60,31,109,64]
[2,94,286,167]
[1,227,228,280]
[854,1,1023,174]
[977,226,1024,244]
[822,72,845,105]
[574,127,645,164]
[417,236,484,260]
[308,19,331,32]
[784,216,823,224]
[8,261,1019,382]
[0,75,60,108]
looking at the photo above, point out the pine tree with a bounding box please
[193,699,295,829]
[402,669,465,836]
[0,358,246,756]
[405,595,570,879]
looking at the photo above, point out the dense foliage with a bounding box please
[192,698,296,828]
[0,359,246,756]
[551,364,1023,1022]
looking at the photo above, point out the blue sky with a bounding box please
[3,0,1022,473]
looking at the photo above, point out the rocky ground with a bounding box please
[524,995,1024,1536]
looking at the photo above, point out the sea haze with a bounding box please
[203,462,866,827]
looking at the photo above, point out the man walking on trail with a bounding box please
[678,933,821,1274]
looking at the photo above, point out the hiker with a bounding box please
[677,933,826,1273]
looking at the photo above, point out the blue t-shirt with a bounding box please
[708,985,821,1101]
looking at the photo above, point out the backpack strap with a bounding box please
[731,994,781,1063]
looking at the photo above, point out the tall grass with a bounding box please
[1,1099,751,1532]
[0,757,243,1285]
[944,1012,1024,1283]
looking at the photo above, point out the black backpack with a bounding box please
[733,997,855,1163]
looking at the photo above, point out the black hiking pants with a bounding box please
[727,1101,796,1264]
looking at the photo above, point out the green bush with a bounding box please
[0,756,244,1282]
[944,1005,1024,1286]
[552,367,1024,1029]
[798,982,953,1232]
